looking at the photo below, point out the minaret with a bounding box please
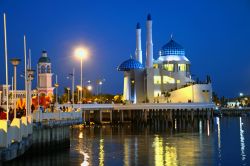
[135,22,142,64]
[146,14,153,68]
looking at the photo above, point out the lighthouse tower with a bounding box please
[37,50,54,99]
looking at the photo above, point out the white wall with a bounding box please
[169,83,212,103]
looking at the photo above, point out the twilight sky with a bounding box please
[0,0,250,97]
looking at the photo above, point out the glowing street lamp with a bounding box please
[239,93,244,97]
[97,79,105,95]
[87,85,92,91]
[74,47,88,101]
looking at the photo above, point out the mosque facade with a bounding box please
[118,14,212,104]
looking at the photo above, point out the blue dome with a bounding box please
[118,58,143,71]
[159,39,185,56]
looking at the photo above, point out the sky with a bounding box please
[0,0,250,97]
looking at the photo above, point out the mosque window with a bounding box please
[176,80,180,83]
[178,64,186,71]
[153,64,158,69]
[163,64,174,72]
[41,66,46,73]
[163,76,175,84]
[154,76,161,84]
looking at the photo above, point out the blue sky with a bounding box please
[0,0,250,97]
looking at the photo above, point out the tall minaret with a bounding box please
[146,14,153,68]
[135,22,142,64]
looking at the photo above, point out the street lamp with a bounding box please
[54,75,59,104]
[67,68,75,105]
[66,87,70,104]
[27,69,35,116]
[87,85,92,91]
[76,85,82,103]
[10,58,21,118]
[97,79,105,95]
[74,47,88,101]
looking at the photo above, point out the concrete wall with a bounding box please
[32,124,70,152]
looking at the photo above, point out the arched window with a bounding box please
[47,65,51,73]
[41,65,46,73]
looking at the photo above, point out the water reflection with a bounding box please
[123,138,130,166]
[99,139,104,166]
[240,117,246,162]
[80,151,90,166]
[153,136,164,166]
[6,118,250,166]
[216,117,222,164]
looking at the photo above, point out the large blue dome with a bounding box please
[118,58,143,71]
[159,39,185,56]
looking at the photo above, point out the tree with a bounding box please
[114,95,123,103]
[164,91,171,103]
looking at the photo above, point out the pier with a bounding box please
[0,102,215,161]
[59,103,215,125]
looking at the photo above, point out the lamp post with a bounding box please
[54,75,59,104]
[97,79,105,95]
[10,58,21,118]
[3,13,9,121]
[74,48,88,101]
[27,69,35,116]
[67,68,75,105]
[76,85,82,103]
[66,87,70,104]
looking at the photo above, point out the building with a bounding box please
[0,50,54,106]
[118,14,212,104]
[37,50,54,99]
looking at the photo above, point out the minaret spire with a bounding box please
[146,13,153,68]
[135,22,142,64]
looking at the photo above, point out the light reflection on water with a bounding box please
[240,117,246,163]
[3,117,250,166]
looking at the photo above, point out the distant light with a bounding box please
[77,85,82,91]
[239,93,244,97]
[99,81,103,85]
[87,85,92,91]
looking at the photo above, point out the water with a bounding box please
[4,117,250,166]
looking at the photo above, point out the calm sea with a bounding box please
[4,117,250,166]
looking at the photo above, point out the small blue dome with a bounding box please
[118,58,143,71]
[159,39,185,56]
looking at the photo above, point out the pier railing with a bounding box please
[32,110,82,122]
[58,102,215,110]
[0,116,32,148]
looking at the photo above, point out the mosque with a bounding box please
[118,14,212,104]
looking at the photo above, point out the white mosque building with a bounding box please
[118,14,212,104]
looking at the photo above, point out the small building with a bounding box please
[37,50,54,100]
